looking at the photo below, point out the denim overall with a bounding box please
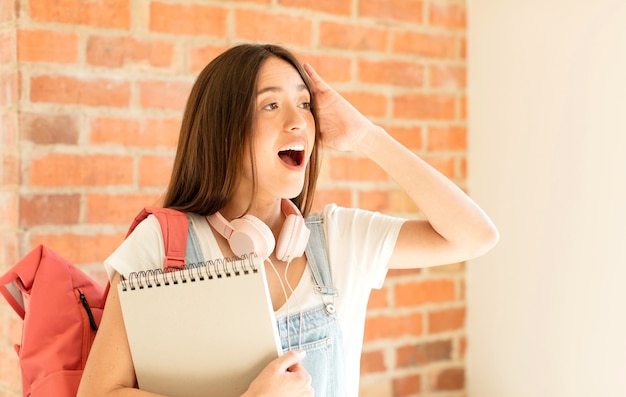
[184,214,346,397]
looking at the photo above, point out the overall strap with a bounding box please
[184,216,205,266]
[304,214,338,298]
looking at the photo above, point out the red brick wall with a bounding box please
[0,0,468,396]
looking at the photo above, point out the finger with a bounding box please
[286,362,312,386]
[274,350,307,373]
[286,361,306,373]
[303,63,329,92]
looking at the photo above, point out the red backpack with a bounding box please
[0,207,189,397]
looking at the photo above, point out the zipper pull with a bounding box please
[79,292,99,331]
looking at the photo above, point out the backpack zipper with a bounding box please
[79,292,99,331]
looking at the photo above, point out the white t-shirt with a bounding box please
[105,203,406,397]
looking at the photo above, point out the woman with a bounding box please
[78,43,498,397]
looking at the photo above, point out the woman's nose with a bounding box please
[284,104,308,131]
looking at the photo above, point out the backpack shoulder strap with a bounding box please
[127,207,189,271]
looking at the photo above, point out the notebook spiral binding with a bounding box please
[120,255,259,292]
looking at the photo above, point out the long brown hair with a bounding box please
[163,44,321,216]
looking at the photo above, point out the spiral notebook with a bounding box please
[118,256,282,397]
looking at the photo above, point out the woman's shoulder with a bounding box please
[313,203,351,222]
[315,203,403,224]
[104,214,165,280]
[311,204,407,245]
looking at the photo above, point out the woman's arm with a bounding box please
[78,273,313,397]
[304,63,499,269]
[355,126,498,268]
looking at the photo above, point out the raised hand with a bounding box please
[304,63,377,153]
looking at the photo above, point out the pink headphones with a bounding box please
[206,199,310,261]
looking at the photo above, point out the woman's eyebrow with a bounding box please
[257,84,308,96]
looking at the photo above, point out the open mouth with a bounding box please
[278,149,305,167]
[278,143,305,167]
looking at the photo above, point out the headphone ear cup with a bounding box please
[275,214,310,262]
[229,215,275,258]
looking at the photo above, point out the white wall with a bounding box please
[467,1,626,396]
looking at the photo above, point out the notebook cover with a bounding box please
[118,257,281,397]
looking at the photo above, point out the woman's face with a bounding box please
[244,57,316,201]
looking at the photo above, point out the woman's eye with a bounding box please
[263,102,278,111]
[299,102,312,110]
